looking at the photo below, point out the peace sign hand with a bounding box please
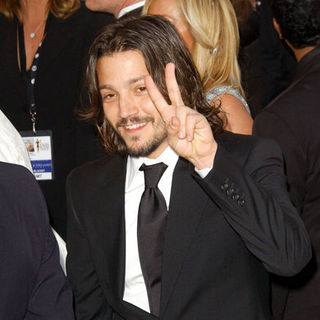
[145,63,217,170]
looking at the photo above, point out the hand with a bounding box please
[145,63,217,169]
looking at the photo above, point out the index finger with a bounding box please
[165,63,185,107]
[145,74,175,124]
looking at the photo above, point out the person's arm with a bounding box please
[193,137,311,276]
[217,94,253,134]
[66,175,113,320]
[9,166,74,319]
[26,225,75,319]
[253,110,305,211]
[145,62,311,276]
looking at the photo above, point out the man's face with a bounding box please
[96,50,168,158]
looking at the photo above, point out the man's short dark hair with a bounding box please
[83,15,223,155]
[271,0,320,48]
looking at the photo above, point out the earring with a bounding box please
[210,48,218,55]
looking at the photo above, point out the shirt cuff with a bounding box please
[194,166,213,178]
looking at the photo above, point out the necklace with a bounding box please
[29,20,45,39]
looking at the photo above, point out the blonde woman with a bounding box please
[143,0,253,134]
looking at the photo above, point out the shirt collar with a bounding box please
[126,146,179,190]
[118,1,145,18]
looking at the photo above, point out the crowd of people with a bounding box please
[0,0,319,319]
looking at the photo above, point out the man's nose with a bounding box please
[119,95,139,118]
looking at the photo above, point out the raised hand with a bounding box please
[145,63,217,170]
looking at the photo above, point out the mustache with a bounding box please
[116,116,154,128]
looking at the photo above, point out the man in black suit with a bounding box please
[0,162,74,319]
[254,1,320,319]
[66,16,311,320]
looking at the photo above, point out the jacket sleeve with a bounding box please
[253,110,306,214]
[7,166,74,320]
[26,225,75,320]
[66,174,113,320]
[193,138,311,276]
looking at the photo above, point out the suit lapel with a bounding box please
[160,158,210,315]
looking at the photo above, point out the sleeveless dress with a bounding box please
[206,85,251,115]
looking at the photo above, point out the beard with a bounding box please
[126,129,168,157]
[116,116,168,157]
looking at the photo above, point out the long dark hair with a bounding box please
[84,15,223,155]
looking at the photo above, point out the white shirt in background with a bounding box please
[0,110,32,171]
[118,1,145,18]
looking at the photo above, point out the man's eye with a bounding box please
[103,93,115,101]
[137,86,146,93]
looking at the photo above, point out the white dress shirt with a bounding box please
[118,1,145,18]
[122,146,212,312]
[123,146,178,311]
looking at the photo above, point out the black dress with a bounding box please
[0,4,113,239]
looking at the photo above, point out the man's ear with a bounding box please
[273,18,283,39]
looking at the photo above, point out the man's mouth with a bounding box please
[117,116,154,132]
[123,122,147,130]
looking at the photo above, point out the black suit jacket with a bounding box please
[0,5,113,239]
[253,46,320,320]
[0,162,74,319]
[66,131,311,320]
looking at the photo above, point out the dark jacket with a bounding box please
[0,162,74,319]
[66,131,311,320]
[254,46,320,320]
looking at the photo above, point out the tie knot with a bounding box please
[139,162,168,188]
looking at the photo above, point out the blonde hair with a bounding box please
[0,0,80,22]
[143,0,244,97]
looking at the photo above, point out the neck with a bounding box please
[146,142,169,159]
[285,39,315,62]
[115,0,142,16]
[21,0,49,22]
[293,46,315,62]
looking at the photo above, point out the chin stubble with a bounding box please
[119,116,168,157]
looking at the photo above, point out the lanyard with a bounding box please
[17,16,50,134]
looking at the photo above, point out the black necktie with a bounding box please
[138,162,168,317]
